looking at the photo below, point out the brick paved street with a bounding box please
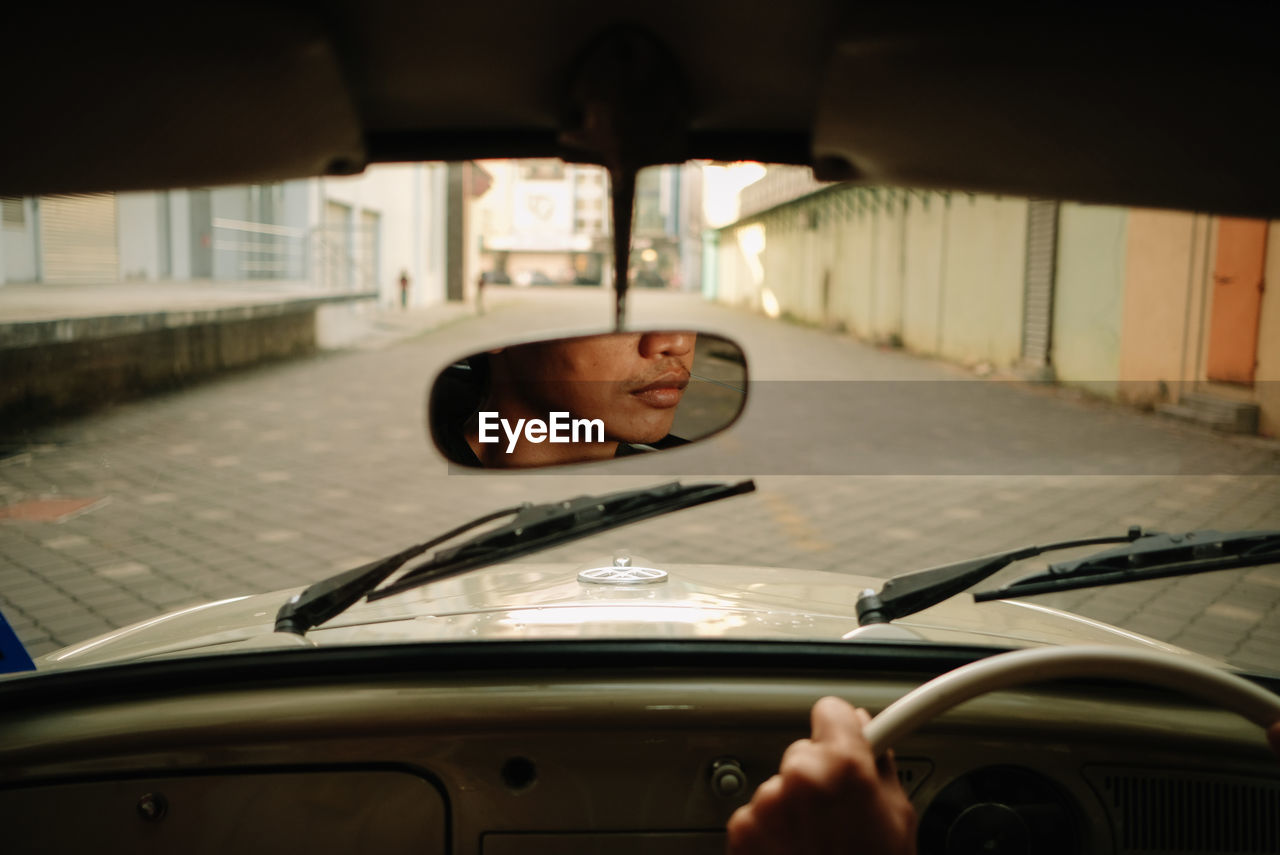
[3,289,1279,673]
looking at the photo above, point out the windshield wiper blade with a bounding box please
[275,479,755,636]
[855,528,1146,626]
[973,529,1280,601]
[369,479,755,601]
[273,504,523,635]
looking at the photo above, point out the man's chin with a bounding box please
[617,431,672,447]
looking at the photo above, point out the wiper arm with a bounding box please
[856,527,1280,626]
[973,529,1280,601]
[273,504,523,635]
[855,528,1145,626]
[370,479,755,601]
[275,479,755,636]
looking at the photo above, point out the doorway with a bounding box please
[1206,218,1267,385]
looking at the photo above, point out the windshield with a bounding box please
[1,160,1278,677]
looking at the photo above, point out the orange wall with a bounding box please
[1117,211,1279,436]
[1256,223,1280,436]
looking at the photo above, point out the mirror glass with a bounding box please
[428,331,747,468]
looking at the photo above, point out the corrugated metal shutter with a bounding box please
[1021,199,1059,366]
[39,193,119,282]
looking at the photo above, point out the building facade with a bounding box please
[473,159,609,287]
[711,170,1280,436]
[0,164,453,309]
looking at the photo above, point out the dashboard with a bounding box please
[1,642,1278,854]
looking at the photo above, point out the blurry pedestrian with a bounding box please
[398,270,410,309]
[476,271,486,316]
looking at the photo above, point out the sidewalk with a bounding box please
[0,279,575,350]
[0,280,377,348]
[0,280,493,426]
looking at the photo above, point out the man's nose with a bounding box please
[638,331,695,359]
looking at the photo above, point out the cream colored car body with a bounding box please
[11,552,1271,855]
[37,555,1208,671]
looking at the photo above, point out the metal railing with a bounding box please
[211,218,379,293]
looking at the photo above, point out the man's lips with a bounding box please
[629,371,690,409]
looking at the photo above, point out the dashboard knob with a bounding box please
[710,757,747,798]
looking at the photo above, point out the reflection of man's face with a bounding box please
[489,331,696,444]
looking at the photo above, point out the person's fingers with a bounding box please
[731,701,921,855]
[778,738,843,799]
[877,745,900,785]
[811,695,863,750]
[779,737,814,768]
[746,773,787,825]
[726,804,768,855]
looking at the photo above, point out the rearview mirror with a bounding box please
[428,331,747,468]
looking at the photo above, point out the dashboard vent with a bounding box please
[1086,767,1280,853]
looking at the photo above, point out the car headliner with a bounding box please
[5,2,1280,214]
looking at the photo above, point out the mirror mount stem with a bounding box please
[610,167,634,330]
[559,27,688,332]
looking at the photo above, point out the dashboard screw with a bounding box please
[136,792,167,821]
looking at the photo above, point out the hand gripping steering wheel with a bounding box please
[863,646,1280,756]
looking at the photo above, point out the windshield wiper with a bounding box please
[855,529,1144,626]
[856,527,1280,626]
[275,479,756,636]
[973,529,1280,601]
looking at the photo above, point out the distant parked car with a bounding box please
[633,268,666,288]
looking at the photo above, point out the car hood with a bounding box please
[34,555,1213,670]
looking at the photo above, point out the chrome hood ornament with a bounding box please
[578,556,668,586]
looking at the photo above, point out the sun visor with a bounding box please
[811,14,1280,218]
[0,6,366,195]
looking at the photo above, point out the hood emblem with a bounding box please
[579,556,668,586]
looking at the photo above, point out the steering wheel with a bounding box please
[863,646,1280,756]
